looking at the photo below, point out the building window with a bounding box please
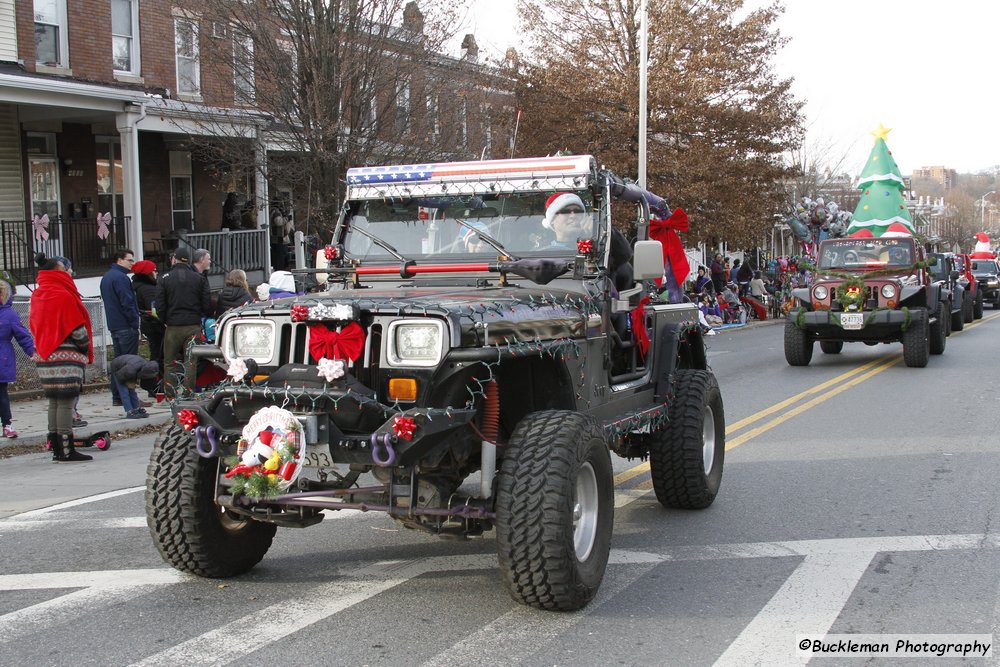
[175,19,200,96]
[395,79,409,134]
[459,98,468,147]
[111,0,139,73]
[362,86,377,132]
[34,0,68,68]
[425,93,439,139]
[233,31,255,105]
[96,137,124,219]
[169,151,194,230]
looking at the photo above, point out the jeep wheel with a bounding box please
[820,341,844,354]
[783,320,813,366]
[962,293,974,324]
[951,299,965,331]
[146,423,277,577]
[929,302,947,354]
[902,309,929,368]
[974,293,984,319]
[495,411,613,611]
[649,370,725,510]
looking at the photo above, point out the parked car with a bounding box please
[970,257,1000,310]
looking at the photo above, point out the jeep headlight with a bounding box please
[813,285,829,300]
[988,279,999,287]
[227,320,276,364]
[881,284,896,298]
[387,319,446,367]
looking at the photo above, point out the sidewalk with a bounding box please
[1,387,174,452]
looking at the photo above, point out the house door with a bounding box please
[28,156,63,259]
[96,137,124,219]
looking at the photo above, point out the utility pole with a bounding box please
[637,0,648,189]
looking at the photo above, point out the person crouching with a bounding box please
[109,354,159,419]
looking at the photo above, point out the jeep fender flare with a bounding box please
[791,287,810,306]
[654,321,707,402]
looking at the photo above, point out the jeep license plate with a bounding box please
[840,313,863,330]
[303,444,334,468]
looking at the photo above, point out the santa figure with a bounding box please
[971,232,995,259]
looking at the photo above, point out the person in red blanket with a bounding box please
[29,253,94,462]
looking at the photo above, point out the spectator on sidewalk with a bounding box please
[255,270,301,300]
[693,267,712,294]
[749,271,768,299]
[215,269,253,315]
[155,246,211,398]
[736,259,754,296]
[710,254,726,293]
[131,260,164,397]
[29,254,93,462]
[193,248,212,277]
[109,354,159,418]
[100,248,149,412]
[0,279,34,438]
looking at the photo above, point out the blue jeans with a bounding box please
[116,383,140,413]
[110,328,139,405]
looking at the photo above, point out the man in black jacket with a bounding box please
[154,246,211,397]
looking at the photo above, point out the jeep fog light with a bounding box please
[813,285,829,300]
[229,321,275,363]
[387,320,446,367]
[881,284,896,298]
[388,378,418,401]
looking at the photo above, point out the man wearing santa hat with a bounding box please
[543,192,591,247]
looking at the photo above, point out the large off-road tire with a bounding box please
[902,309,929,368]
[784,320,813,366]
[951,298,965,331]
[648,370,725,510]
[820,341,844,354]
[929,302,947,354]
[974,292,984,319]
[495,411,613,611]
[962,292,974,324]
[146,423,277,577]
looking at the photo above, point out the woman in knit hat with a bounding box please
[29,253,93,462]
[131,259,164,396]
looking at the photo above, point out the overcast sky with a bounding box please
[459,0,1000,176]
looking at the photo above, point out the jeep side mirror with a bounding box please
[633,240,664,280]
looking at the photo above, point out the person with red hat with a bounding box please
[131,259,164,397]
[543,192,591,247]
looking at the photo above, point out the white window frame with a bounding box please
[111,0,140,75]
[363,85,377,132]
[426,93,440,139]
[233,30,256,105]
[33,0,69,69]
[174,18,201,97]
[459,97,468,147]
[395,78,410,133]
[169,151,194,231]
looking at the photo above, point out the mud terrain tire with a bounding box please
[903,309,929,368]
[930,302,947,355]
[974,292,984,319]
[146,424,276,577]
[648,370,725,510]
[820,341,844,354]
[496,411,613,611]
[784,320,813,366]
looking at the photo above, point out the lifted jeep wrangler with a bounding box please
[785,235,946,368]
[145,155,725,611]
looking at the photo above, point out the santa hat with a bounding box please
[880,223,912,238]
[543,192,585,229]
[975,232,991,253]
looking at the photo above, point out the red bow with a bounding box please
[308,322,366,362]
[577,239,594,254]
[630,296,651,360]
[290,304,310,322]
[649,208,690,289]
[392,416,417,441]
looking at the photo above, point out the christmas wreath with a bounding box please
[224,406,305,499]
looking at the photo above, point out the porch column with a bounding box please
[255,125,272,272]
[116,102,145,259]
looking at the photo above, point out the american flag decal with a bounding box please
[346,155,593,185]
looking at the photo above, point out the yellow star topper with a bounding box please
[870,123,892,142]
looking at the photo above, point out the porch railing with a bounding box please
[0,216,130,285]
[173,227,270,282]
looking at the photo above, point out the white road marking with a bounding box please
[5,486,145,519]
[713,552,875,666]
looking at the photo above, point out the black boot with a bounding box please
[58,433,92,462]
[48,432,63,462]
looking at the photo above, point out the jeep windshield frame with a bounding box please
[817,237,917,271]
[336,191,602,263]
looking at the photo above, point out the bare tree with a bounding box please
[172,0,489,234]
[514,0,804,245]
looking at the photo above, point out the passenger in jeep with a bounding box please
[543,192,590,247]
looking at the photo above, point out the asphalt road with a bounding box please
[2,314,1000,666]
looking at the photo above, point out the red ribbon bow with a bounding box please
[649,208,690,288]
[630,296,651,360]
[577,238,594,255]
[308,322,366,362]
[290,304,310,322]
[178,409,200,431]
[392,416,417,441]
[324,245,339,261]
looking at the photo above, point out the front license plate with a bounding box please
[840,313,863,330]
[303,444,334,468]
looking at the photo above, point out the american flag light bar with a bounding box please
[345,155,594,186]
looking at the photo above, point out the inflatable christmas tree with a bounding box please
[846,124,916,238]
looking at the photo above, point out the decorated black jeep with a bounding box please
[145,155,725,611]
[785,235,945,368]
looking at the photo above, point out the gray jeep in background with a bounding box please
[145,155,726,611]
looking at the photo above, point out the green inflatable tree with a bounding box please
[846,124,915,238]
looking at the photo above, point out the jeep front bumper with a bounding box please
[792,308,927,342]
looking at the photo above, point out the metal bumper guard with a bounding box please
[795,307,926,339]
[174,385,477,468]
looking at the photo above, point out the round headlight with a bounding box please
[881,284,896,298]
[813,285,829,300]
